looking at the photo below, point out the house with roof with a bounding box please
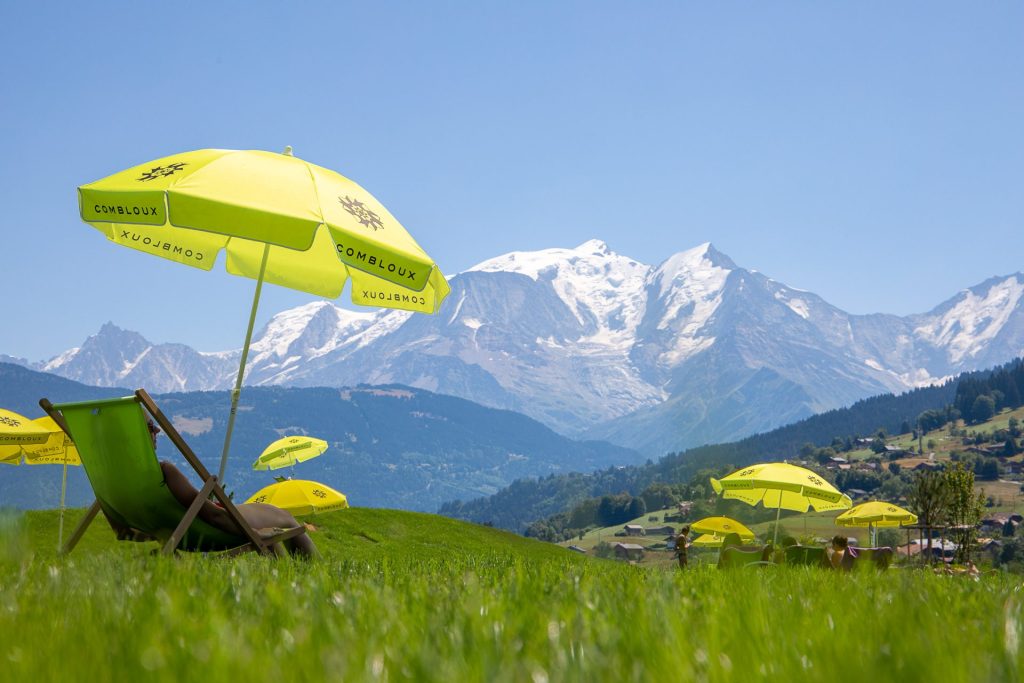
[613,543,645,561]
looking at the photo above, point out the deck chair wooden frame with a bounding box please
[41,389,304,557]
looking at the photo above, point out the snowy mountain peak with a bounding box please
[576,238,611,255]
[248,300,375,372]
[915,274,1024,364]
[643,242,735,366]
[468,239,637,280]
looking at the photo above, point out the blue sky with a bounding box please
[1,2,1021,360]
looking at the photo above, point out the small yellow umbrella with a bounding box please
[0,408,51,462]
[21,416,81,549]
[690,516,756,540]
[690,534,738,548]
[835,501,918,546]
[253,436,329,471]
[244,480,349,516]
[711,462,852,545]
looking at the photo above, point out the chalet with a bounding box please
[980,514,1012,532]
[845,488,869,499]
[898,539,959,560]
[614,543,645,561]
[984,513,1024,532]
[624,524,646,537]
[676,501,694,515]
[978,538,1002,552]
[567,545,587,554]
[645,525,676,536]
[967,445,1005,457]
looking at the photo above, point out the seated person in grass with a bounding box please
[828,535,851,570]
[158,461,320,559]
[109,419,319,559]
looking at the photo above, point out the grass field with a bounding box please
[2,507,1023,682]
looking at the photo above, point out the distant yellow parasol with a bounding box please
[0,408,51,463]
[836,500,918,546]
[253,436,329,471]
[244,479,349,516]
[25,416,82,549]
[690,516,756,540]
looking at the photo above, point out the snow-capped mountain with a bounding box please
[23,241,1024,455]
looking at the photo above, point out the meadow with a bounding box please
[2,507,1022,682]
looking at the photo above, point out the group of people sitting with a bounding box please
[675,527,893,570]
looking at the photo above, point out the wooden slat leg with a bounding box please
[162,477,218,556]
[60,500,101,557]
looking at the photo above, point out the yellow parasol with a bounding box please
[711,462,852,545]
[244,479,349,516]
[0,408,51,463]
[79,147,450,484]
[253,436,329,471]
[22,416,81,549]
[690,533,749,548]
[690,516,756,540]
[835,501,918,546]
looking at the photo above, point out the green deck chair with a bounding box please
[41,389,304,556]
[784,545,830,568]
[718,545,775,569]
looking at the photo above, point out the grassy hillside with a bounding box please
[1,506,1020,682]
[12,506,577,565]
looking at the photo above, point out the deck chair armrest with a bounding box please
[256,526,306,545]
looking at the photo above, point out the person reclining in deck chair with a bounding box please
[828,535,892,571]
[110,418,318,559]
[158,460,320,559]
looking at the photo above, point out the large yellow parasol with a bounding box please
[78,147,450,483]
[711,462,852,544]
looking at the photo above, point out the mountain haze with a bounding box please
[0,363,638,511]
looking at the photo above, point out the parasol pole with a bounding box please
[217,242,271,485]
[57,460,68,550]
[772,497,783,547]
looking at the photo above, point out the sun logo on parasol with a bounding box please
[806,474,825,486]
[137,162,188,182]
[0,415,23,427]
[312,489,327,499]
[252,495,267,504]
[339,195,384,231]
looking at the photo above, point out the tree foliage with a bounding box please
[944,462,986,563]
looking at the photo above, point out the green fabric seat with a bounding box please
[784,545,830,567]
[718,545,774,569]
[42,390,302,556]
